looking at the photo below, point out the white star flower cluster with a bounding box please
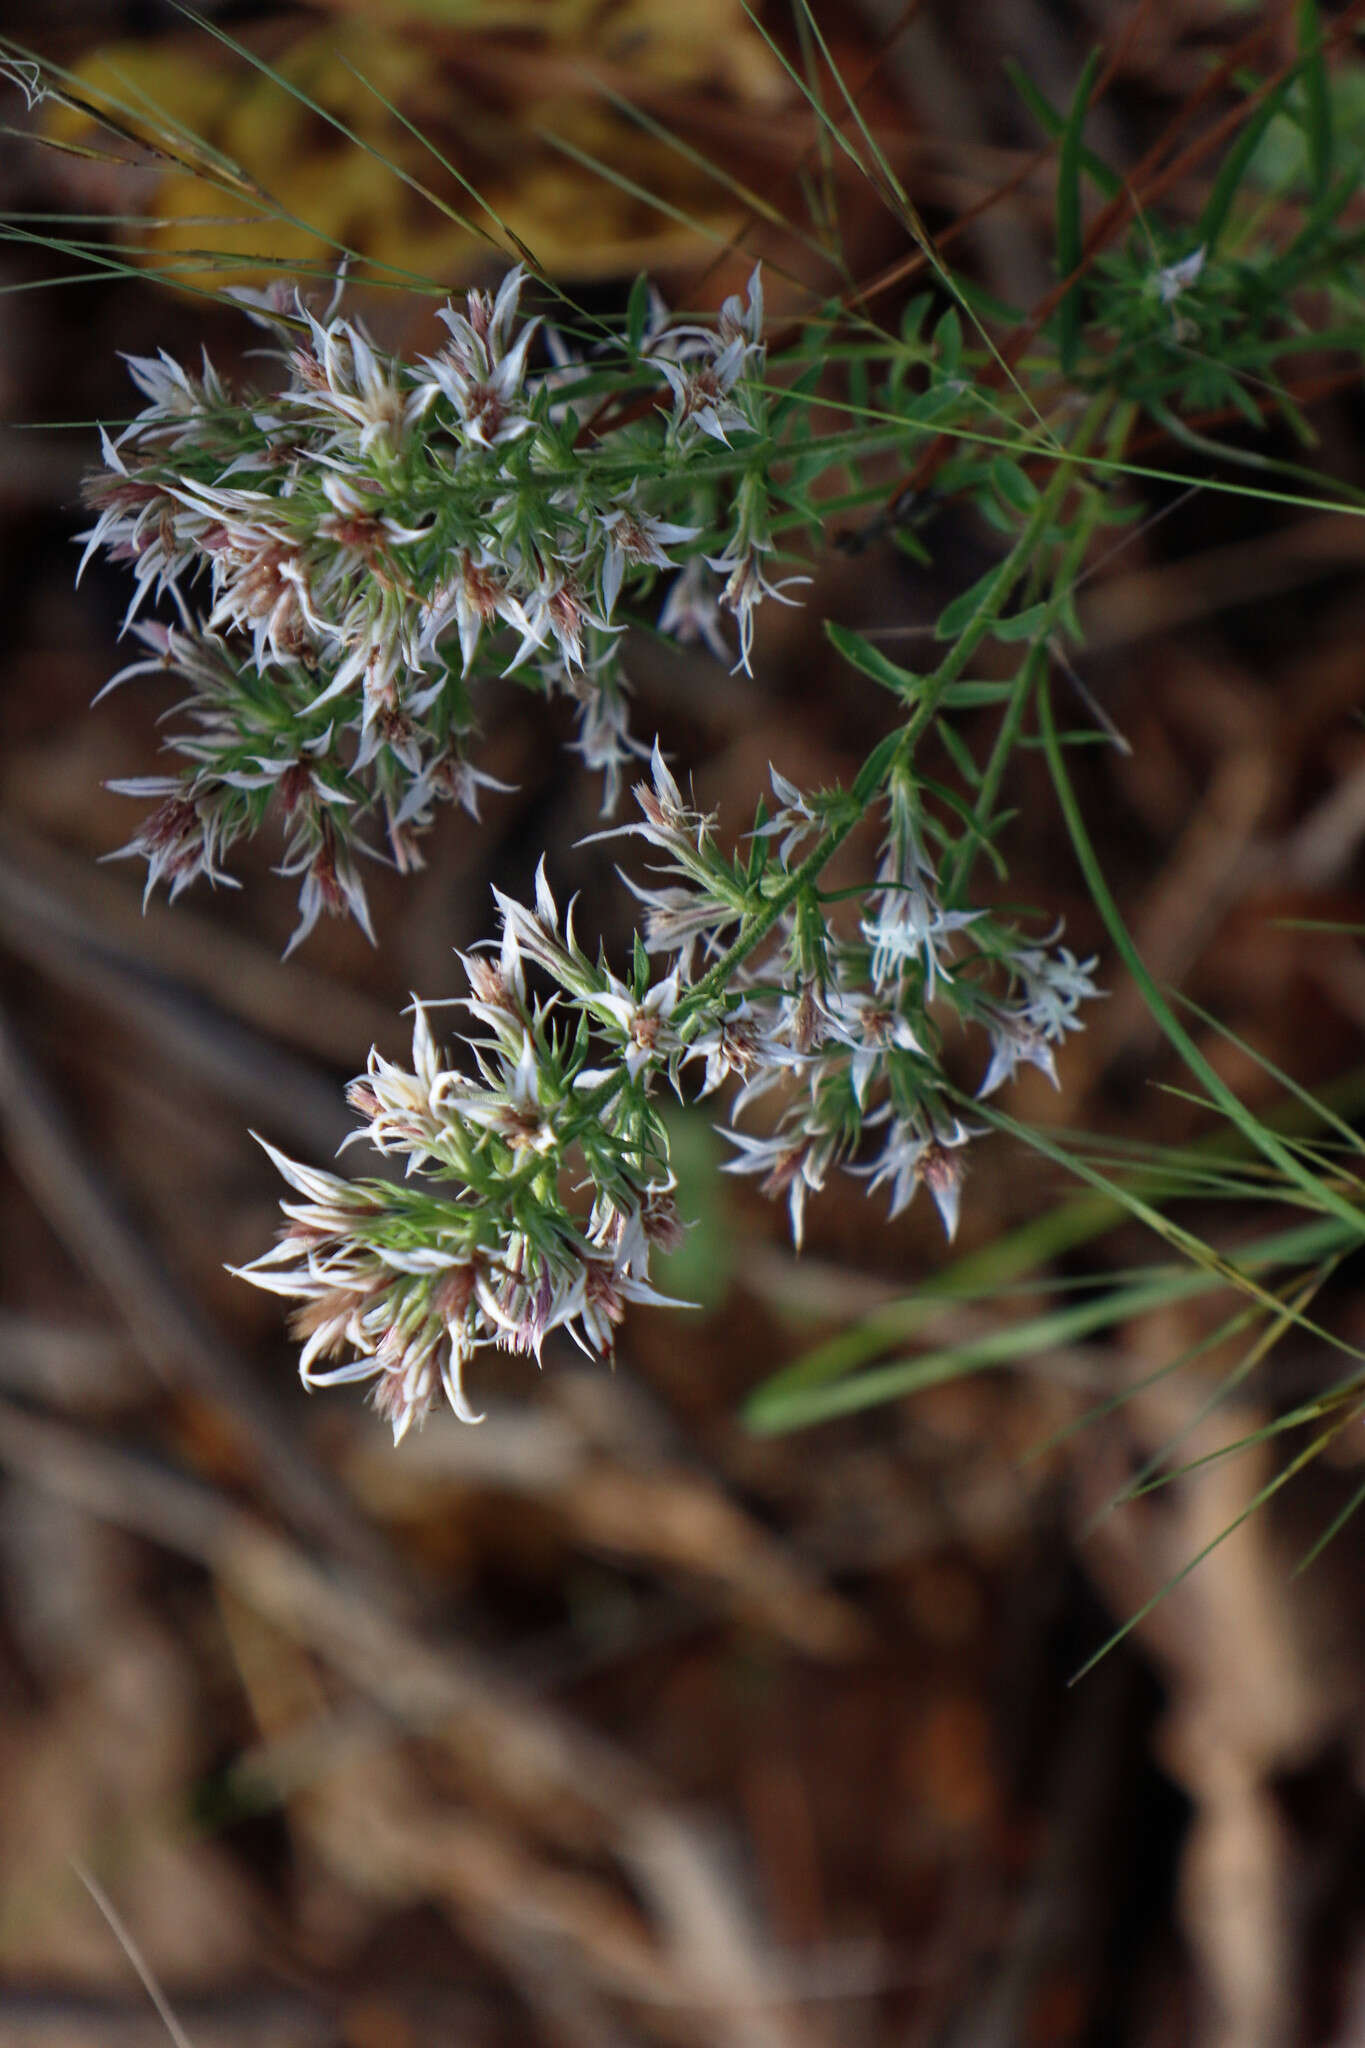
[83,265,793,945]
[243,745,1100,1434]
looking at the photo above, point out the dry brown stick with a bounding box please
[1093,745,1279,1068]
[1079,511,1365,654]
[0,1398,814,2048]
[0,822,394,1070]
[0,1311,138,1404]
[303,1748,798,2045]
[343,1377,868,1662]
[0,1002,401,1595]
[0,844,352,1163]
[0,1395,647,1831]
[0,1990,339,2048]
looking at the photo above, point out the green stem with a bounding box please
[942,638,1049,907]
[943,401,1131,902]
[680,396,1112,1021]
[895,394,1110,758]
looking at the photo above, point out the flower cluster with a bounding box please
[245,748,1101,1434]
[83,266,796,944]
[603,751,1100,1248]
[238,871,694,1440]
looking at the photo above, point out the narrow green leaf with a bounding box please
[933,305,963,377]
[1004,56,1122,198]
[899,291,934,344]
[769,356,826,431]
[991,455,1040,513]
[1294,1463,1365,1576]
[1269,155,1364,286]
[891,528,934,566]
[1199,72,1295,253]
[1056,47,1104,375]
[825,620,920,701]
[1298,0,1333,199]
[939,680,1017,707]
[937,563,1006,641]
[747,1228,1349,1433]
[626,271,651,354]
[851,728,906,805]
[950,277,1026,326]
[994,600,1053,643]
[935,716,982,789]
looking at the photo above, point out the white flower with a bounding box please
[589,970,684,1080]
[488,858,599,996]
[620,875,740,973]
[596,499,699,619]
[717,265,765,361]
[435,1031,558,1154]
[861,884,980,996]
[276,826,377,956]
[505,573,618,678]
[977,1013,1060,1098]
[821,990,925,1108]
[414,266,541,448]
[551,1254,689,1360]
[1012,943,1102,1038]
[344,1004,453,1165]
[386,747,516,844]
[1153,244,1205,306]
[654,264,766,446]
[856,1112,979,1238]
[565,674,648,815]
[582,739,717,868]
[655,356,753,446]
[721,1125,835,1250]
[103,778,240,906]
[749,765,821,865]
[682,998,794,1098]
[114,347,227,449]
[658,557,730,662]
[423,548,534,676]
[293,312,418,455]
[704,538,811,676]
[263,1248,489,1441]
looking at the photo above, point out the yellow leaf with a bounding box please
[40,11,787,296]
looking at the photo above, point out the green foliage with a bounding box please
[5,4,1365,1596]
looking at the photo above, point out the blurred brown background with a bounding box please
[3,3,1365,2043]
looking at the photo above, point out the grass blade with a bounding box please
[1056,48,1104,376]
